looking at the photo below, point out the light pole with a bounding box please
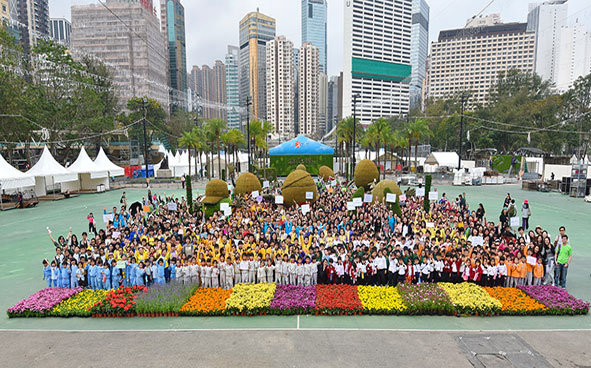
[352,94,359,174]
[458,93,466,170]
[246,96,252,173]
[142,97,149,182]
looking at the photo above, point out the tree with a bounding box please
[367,118,390,179]
[336,116,362,177]
[178,131,195,178]
[406,119,432,171]
[222,128,245,176]
[204,118,227,178]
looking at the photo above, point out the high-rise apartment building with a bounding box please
[299,42,319,136]
[427,17,536,105]
[554,23,591,92]
[266,36,295,139]
[71,0,169,110]
[213,60,227,120]
[225,45,241,129]
[13,0,49,51]
[343,0,412,126]
[527,0,568,83]
[327,75,340,133]
[294,47,300,133]
[410,0,429,110]
[239,10,276,121]
[318,72,328,136]
[301,0,327,73]
[160,0,188,112]
[189,62,227,120]
[49,18,71,46]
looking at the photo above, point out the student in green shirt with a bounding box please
[554,235,572,289]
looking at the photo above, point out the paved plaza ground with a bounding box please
[0,183,590,366]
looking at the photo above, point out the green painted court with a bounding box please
[1,184,590,331]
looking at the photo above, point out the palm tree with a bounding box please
[223,129,245,173]
[178,130,195,178]
[336,117,362,177]
[406,119,433,171]
[359,130,371,159]
[367,118,391,179]
[204,118,227,179]
[191,126,206,177]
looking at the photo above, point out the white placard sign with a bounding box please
[167,202,177,211]
[223,207,232,217]
[306,191,313,200]
[353,197,362,207]
[428,191,438,201]
[426,222,435,228]
[416,188,425,197]
[363,194,373,203]
[263,181,269,188]
[399,194,407,202]
[470,236,484,246]
[386,193,397,203]
[275,195,284,204]
[510,217,520,227]
[301,204,310,214]
[251,190,259,198]
[331,180,337,187]
[103,214,114,223]
[347,202,356,211]
[526,256,537,266]
[220,202,230,212]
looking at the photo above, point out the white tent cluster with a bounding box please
[163,149,250,178]
[0,146,125,197]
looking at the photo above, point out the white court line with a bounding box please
[297,315,300,329]
[1,328,590,333]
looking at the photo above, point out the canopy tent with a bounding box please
[94,147,125,177]
[269,136,334,176]
[424,152,461,173]
[68,147,109,192]
[0,153,35,191]
[26,146,78,196]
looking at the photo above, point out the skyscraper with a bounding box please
[318,72,328,136]
[71,0,169,110]
[49,18,71,46]
[299,42,319,136]
[13,0,49,51]
[239,10,276,121]
[301,0,327,73]
[410,0,429,110]
[213,60,227,120]
[225,46,241,129]
[527,0,568,83]
[266,36,295,139]
[343,0,412,126]
[327,75,340,133]
[554,23,591,92]
[160,0,188,112]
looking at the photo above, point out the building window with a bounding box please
[309,4,313,18]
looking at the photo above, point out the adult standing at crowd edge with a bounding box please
[521,200,531,230]
[554,235,572,288]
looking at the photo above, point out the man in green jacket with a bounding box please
[554,235,572,288]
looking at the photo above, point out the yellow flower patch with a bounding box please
[358,286,407,314]
[51,289,109,317]
[439,282,502,314]
[225,283,276,314]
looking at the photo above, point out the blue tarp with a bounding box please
[269,136,334,156]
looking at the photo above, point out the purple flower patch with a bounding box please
[518,285,589,315]
[7,287,83,318]
[269,285,316,314]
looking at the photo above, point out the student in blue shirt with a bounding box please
[95,259,104,290]
[129,258,138,286]
[88,259,98,289]
[135,262,146,286]
[156,258,165,285]
[170,258,177,281]
[50,261,60,287]
[102,264,111,290]
[60,261,71,288]
[70,261,79,288]
[110,260,121,289]
[42,259,52,288]
[123,255,131,287]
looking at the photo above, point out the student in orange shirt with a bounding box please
[505,256,514,287]
[516,254,527,286]
[533,257,544,285]
[525,248,535,285]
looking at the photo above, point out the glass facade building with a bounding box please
[160,0,188,112]
[410,0,429,110]
[226,46,240,129]
[301,0,327,74]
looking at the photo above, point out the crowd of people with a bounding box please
[43,180,574,292]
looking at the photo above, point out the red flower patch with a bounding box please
[315,285,362,315]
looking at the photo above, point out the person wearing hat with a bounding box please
[521,200,531,230]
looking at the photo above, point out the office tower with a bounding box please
[13,0,49,51]
[71,0,169,110]
[318,72,328,136]
[160,0,188,111]
[328,75,340,133]
[226,45,241,129]
[527,0,568,83]
[343,0,412,126]
[301,0,327,73]
[410,0,429,110]
[299,42,319,136]
[554,23,591,92]
[49,18,71,46]
[239,10,276,121]
[427,15,535,105]
[337,72,343,122]
[266,36,295,139]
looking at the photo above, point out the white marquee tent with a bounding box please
[68,147,109,191]
[26,146,78,196]
[94,147,125,177]
[0,153,35,191]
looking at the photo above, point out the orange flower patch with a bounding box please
[483,287,547,315]
[179,288,232,316]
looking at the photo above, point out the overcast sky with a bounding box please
[52,0,591,77]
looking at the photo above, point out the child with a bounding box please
[433,254,444,283]
[239,255,249,284]
[296,258,305,285]
[129,258,138,287]
[257,261,267,283]
[170,258,178,282]
[274,255,283,284]
[176,262,185,285]
[50,261,60,287]
[326,259,336,284]
[211,260,219,288]
[156,258,166,285]
[397,259,406,286]
[288,256,297,285]
[281,255,290,285]
[136,263,146,286]
[102,263,111,290]
[111,260,121,288]
[43,260,52,288]
[87,212,97,235]
[335,258,345,284]
[421,258,431,284]
[303,257,312,286]
[497,257,507,287]
[70,260,79,288]
[516,255,527,286]
[225,258,235,289]
[248,254,257,283]
[470,260,483,285]
[219,256,226,289]
[60,261,71,288]
[88,259,97,289]
[413,258,421,284]
[525,249,535,285]
[311,257,318,285]
[533,257,544,285]
[190,259,200,285]
[404,259,414,284]
[462,259,471,282]
[202,260,212,288]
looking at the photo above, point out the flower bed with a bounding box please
[269,285,316,315]
[179,288,232,316]
[315,285,362,315]
[358,286,407,314]
[90,286,147,317]
[518,285,590,315]
[136,281,199,317]
[483,287,547,315]
[50,289,108,317]
[398,283,454,315]
[7,287,82,318]
[226,283,277,315]
[439,283,501,315]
